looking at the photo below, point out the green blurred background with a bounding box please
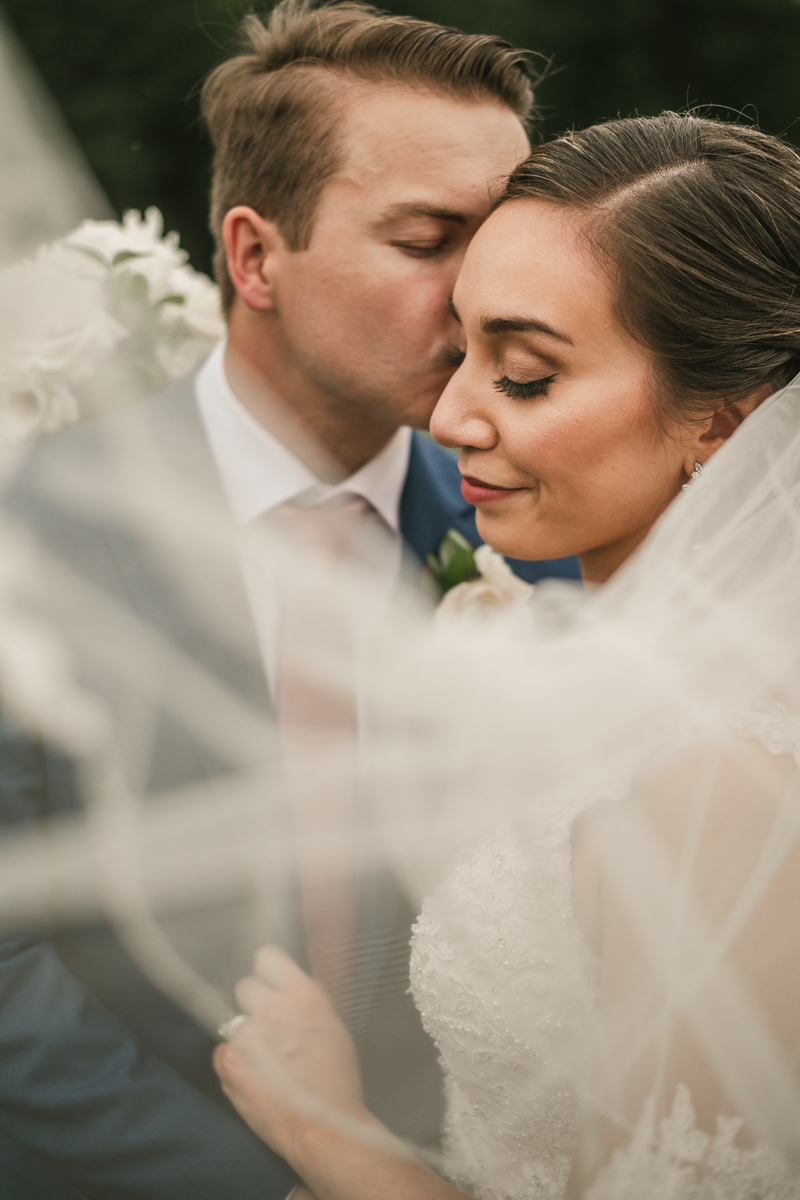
[5,0,800,276]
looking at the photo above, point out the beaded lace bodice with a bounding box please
[410,806,591,1200]
[408,702,800,1200]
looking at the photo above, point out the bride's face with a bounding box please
[430,199,693,583]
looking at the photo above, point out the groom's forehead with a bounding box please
[332,84,525,181]
[318,111,525,231]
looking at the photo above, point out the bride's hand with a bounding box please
[213,946,368,1167]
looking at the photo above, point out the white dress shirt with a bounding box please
[195,339,412,698]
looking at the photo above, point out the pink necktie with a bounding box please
[274,496,367,1018]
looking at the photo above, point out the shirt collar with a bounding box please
[196,339,412,531]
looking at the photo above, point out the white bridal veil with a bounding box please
[0,22,799,1194]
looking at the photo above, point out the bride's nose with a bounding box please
[430,369,498,451]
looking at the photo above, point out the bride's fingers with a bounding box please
[233,949,335,1035]
[213,1041,268,1101]
[213,1040,294,1153]
[252,947,334,1016]
[253,944,312,990]
[213,1041,241,1083]
[235,974,280,1017]
[213,1043,277,1128]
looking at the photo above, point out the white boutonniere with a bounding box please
[426,529,534,620]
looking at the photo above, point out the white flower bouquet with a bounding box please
[0,208,224,440]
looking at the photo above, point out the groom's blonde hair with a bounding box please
[201,0,535,313]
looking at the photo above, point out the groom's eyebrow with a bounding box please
[377,202,469,225]
[480,316,574,346]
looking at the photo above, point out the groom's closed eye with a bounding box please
[445,299,466,364]
[393,239,449,258]
[443,346,466,367]
[376,201,471,258]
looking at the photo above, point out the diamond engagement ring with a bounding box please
[217,1014,247,1041]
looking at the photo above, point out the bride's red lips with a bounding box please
[460,474,527,505]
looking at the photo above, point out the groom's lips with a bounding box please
[460,474,526,505]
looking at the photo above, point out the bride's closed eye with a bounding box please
[493,373,557,400]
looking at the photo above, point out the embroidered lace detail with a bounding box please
[409,799,595,1200]
[586,1085,800,1200]
[409,704,800,1199]
[733,700,800,765]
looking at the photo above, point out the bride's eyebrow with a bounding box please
[480,315,574,345]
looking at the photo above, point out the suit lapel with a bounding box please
[399,431,478,566]
[113,376,271,719]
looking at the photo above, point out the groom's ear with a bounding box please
[222,206,285,313]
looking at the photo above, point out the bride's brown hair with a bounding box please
[499,113,800,419]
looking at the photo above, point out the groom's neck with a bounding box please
[225,310,398,480]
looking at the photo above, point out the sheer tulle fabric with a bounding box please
[0,378,796,1196]
[0,57,799,1186]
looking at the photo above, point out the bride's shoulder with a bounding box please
[568,719,800,1197]
[571,722,800,927]
[568,703,800,1042]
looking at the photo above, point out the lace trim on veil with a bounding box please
[733,700,800,765]
[586,1086,800,1200]
[587,702,800,1199]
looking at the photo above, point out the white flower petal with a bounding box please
[0,208,225,437]
[474,544,535,603]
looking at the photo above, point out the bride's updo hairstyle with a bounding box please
[499,113,800,420]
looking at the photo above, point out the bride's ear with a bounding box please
[685,381,773,474]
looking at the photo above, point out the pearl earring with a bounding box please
[682,461,704,491]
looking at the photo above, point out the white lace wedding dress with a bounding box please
[409,701,800,1200]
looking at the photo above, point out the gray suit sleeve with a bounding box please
[0,720,297,1200]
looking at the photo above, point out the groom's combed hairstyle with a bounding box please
[202,0,535,313]
[499,113,800,422]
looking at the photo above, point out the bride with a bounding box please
[212,112,800,1199]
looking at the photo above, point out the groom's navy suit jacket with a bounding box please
[0,374,579,1200]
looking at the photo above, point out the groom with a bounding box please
[0,4,578,1199]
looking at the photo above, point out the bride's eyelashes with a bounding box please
[493,373,557,400]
